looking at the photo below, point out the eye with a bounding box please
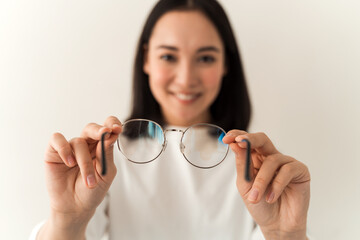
[198,55,215,63]
[160,54,176,62]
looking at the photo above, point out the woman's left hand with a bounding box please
[223,131,311,240]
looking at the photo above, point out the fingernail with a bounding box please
[100,132,111,140]
[113,124,121,128]
[99,127,110,133]
[67,155,75,166]
[87,174,96,187]
[236,139,249,148]
[226,133,236,137]
[248,189,259,202]
[105,132,111,139]
[235,136,245,142]
[267,192,275,203]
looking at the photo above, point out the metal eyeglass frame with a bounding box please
[100,119,252,182]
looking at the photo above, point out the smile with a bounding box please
[173,93,201,103]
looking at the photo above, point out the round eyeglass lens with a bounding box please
[181,124,228,168]
[117,120,164,163]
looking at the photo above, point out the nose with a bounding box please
[174,60,198,88]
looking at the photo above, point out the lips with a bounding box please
[176,93,198,100]
[172,92,201,104]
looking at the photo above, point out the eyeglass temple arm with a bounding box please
[241,139,252,182]
[101,132,108,176]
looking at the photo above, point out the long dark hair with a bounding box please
[128,0,251,132]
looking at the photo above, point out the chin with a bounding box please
[173,110,208,126]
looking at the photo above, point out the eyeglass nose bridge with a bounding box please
[163,128,184,134]
[163,128,185,153]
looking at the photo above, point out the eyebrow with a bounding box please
[197,46,220,53]
[156,45,220,53]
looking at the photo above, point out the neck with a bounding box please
[162,111,211,127]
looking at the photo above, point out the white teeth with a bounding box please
[175,93,197,101]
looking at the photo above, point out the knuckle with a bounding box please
[259,132,269,140]
[57,144,71,154]
[82,123,101,136]
[70,137,87,146]
[226,129,247,138]
[254,176,267,188]
[234,129,247,134]
[281,163,294,173]
[84,122,97,129]
[295,161,311,180]
[294,158,307,168]
[272,177,285,188]
[50,132,70,153]
[106,115,119,123]
[265,154,277,163]
[302,164,310,174]
[226,130,236,135]
[104,116,122,128]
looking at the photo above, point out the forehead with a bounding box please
[149,10,224,49]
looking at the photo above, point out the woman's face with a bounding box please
[143,10,226,126]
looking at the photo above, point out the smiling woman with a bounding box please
[1,0,359,239]
[29,0,311,239]
[143,10,226,126]
[129,0,251,132]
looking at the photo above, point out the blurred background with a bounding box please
[0,0,359,239]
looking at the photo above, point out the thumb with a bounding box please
[98,123,122,159]
[100,119,123,164]
[229,141,254,196]
[99,129,121,176]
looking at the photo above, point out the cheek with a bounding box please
[150,61,174,82]
[201,67,224,93]
[148,65,173,96]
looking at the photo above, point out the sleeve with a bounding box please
[28,220,45,240]
[28,195,110,240]
[249,224,315,240]
[249,224,266,240]
[85,193,110,240]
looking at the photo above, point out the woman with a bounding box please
[32,0,311,239]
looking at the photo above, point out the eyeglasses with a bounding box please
[101,119,252,182]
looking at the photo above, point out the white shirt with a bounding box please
[30,128,265,240]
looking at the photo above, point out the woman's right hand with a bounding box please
[38,116,122,239]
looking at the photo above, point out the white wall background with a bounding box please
[0,0,359,239]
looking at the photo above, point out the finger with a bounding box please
[230,142,254,193]
[90,116,123,177]
[266,161,310,204]
[246,154,289,203]
[222,129,247,144]
[70,137,97,188]
[235,132,278,156]
[46,132,76,167]
[99,116,123,155]
[81,123,112,142]
[100,116,123,154]
[99,114,123,155]
[103,116,122,134]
